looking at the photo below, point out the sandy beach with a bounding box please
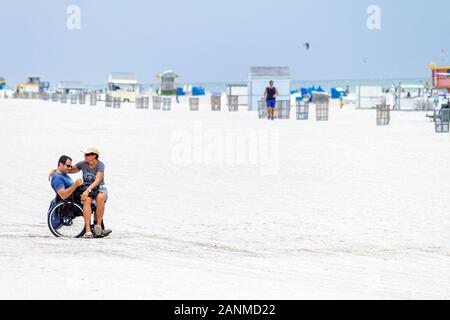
[0,97,449,299]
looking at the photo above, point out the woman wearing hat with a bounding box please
[49,145,112,238]
[71,146,111,238]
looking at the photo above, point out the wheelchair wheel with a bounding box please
[47,201,86,238]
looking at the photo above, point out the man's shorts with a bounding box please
[266,99,276,108]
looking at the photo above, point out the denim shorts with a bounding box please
[99,185,108,202]
[266,99,276,108]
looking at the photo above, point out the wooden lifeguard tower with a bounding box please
[430,64,450,90]
[16,76,49,94]
[157,70,178,95]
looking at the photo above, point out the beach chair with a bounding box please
[163,98,171,111]
[315,103,329,121]
[227,95,239,112]
[143,97,150,109]
[376,104,391,126]
[211,96,221,111]
[189,98,199,111]
[70,94,78,104]
[153,96,161,110]
[51,93,59,102]
[435,109,450,133]
[258,99,268,119]
[39,92,49,101]
[312,92,330,121]
[105,95,112,108]
[276,100,291,119]
[90,94,97,106]
[79,93,86,105]
[296,100,309,120]
[135,97,143,109]
[113,97,121,109]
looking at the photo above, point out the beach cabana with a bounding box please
[331,88,346,99]
[226,84,248,106]
[108,73,138,103]
[57,81,85,95]
[248,67,291,111]
[176,88,186,96]
[0,78,6,90]
[192,87,205,96]
[356,85,383,109]
[157,70,178,95]
[395,84,428,111]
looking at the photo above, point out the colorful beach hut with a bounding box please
[430,65,450,90]
[0,78,6,90]
[16,76,49,93]
[157,70,178,95]
[108,73,138,103]
[248,67,291,111]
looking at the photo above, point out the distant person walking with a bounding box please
[264,81,279,120]
[345,85,350,96]
[339,96,344,109]
[384,89,396,111]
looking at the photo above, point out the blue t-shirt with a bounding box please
[51,173,74,194]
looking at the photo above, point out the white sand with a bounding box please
[0,97,449,299]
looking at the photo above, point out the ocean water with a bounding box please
[133,78,430,94]
[8,78,429,94]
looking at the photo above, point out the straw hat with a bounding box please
[81,145,101,155]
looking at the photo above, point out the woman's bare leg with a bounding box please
[95,192,107,227]
[83,197,93,233]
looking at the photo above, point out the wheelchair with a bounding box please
[47,186,105,238]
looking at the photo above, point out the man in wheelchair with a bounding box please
[50,156,83,202]
[49,155,110,238]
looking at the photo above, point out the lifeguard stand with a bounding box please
[17,76,48,94]
[157,70,178,96]
[430,65,450,91]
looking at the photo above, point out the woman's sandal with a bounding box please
[94,225,112,238]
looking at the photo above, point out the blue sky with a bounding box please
[0,0,448,84]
